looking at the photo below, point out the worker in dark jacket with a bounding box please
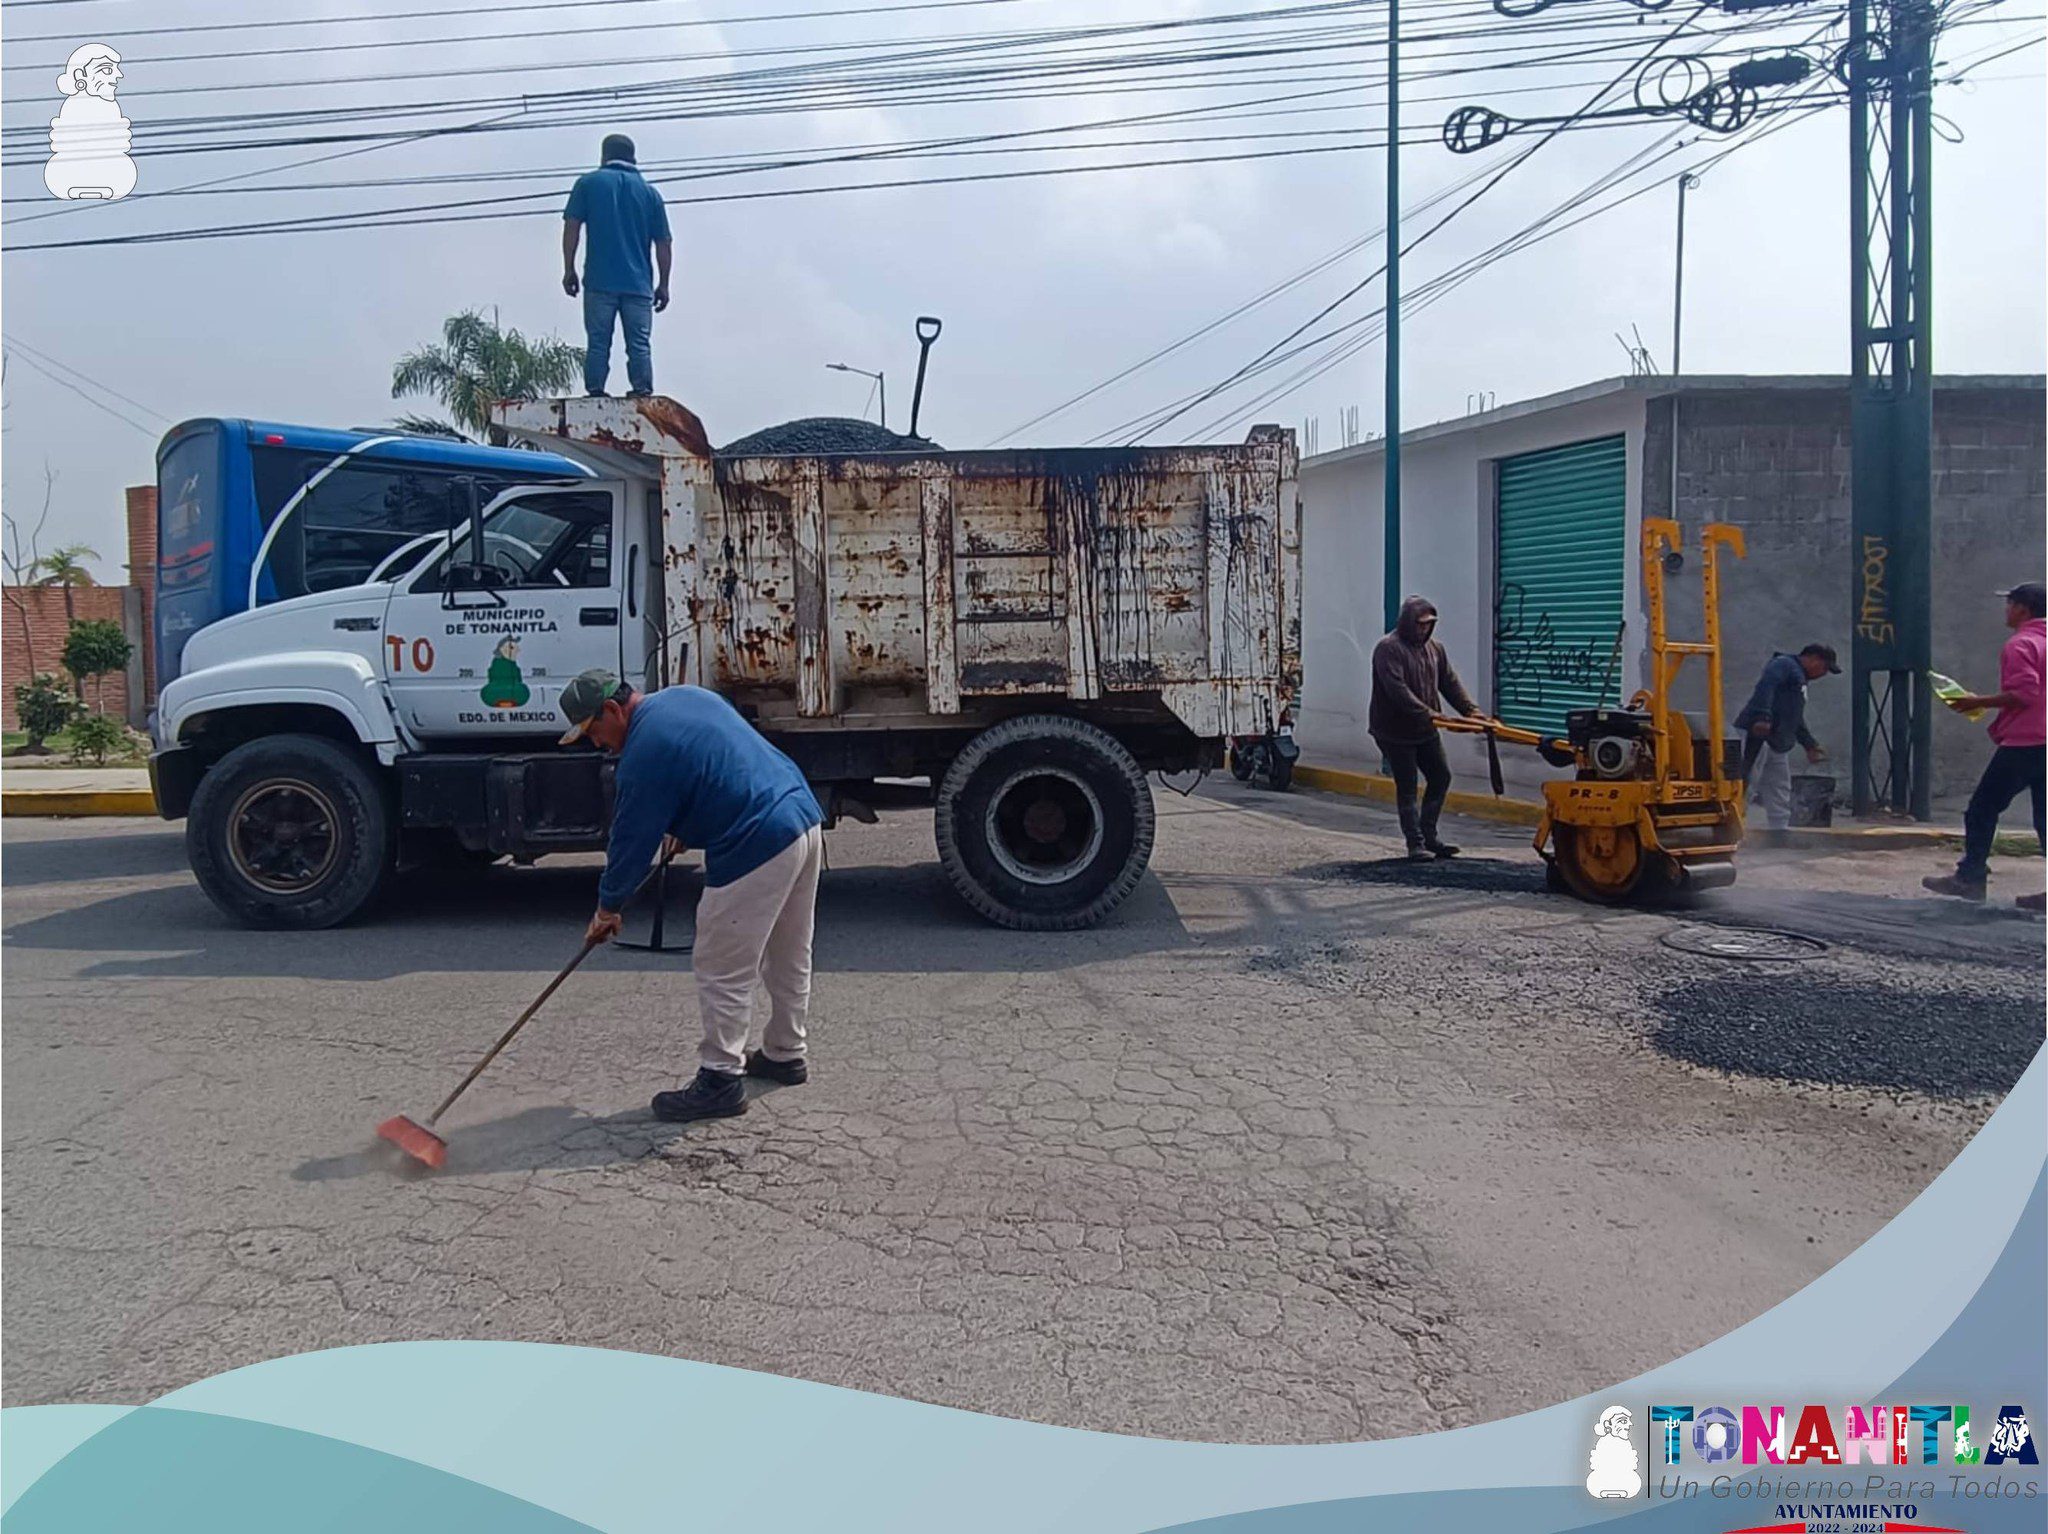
[562,670,823,1124]
[1732,643,1837,832]
[1370,595,1483,860]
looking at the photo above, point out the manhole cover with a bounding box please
[1661,924,1829,961]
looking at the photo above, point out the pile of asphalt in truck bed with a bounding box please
[719,416,940,455]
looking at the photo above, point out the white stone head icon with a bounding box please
[59,43,124,101]
[1586,1404,1643,1499]
[47,43,137,201]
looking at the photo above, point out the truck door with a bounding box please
[381,484,625,739]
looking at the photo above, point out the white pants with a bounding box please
[1749,744,1794,831]
[690,825,823,1074]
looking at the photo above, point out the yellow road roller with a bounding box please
[1438,517,1747,902]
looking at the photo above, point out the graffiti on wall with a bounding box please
[1857,533,1895,647]
[1495,582,1612,710]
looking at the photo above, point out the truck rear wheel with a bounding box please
[935,714,1155,930]
[186,733,393,929]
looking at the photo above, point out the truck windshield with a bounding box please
[413,492,614,591]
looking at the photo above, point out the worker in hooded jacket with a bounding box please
[1370,595,1484,860]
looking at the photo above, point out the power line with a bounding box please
[6,0,1038,46]
[1,347,163,438]
[0,334,168,423]
[2,89,1841,254]
[1177,26,1856,439]
[1117,2,1723,443]
[1,0,1789,133]
[4,5,1824,158]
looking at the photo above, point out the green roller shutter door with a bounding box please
[1493,435,1626,737]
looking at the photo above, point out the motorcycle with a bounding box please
[1229,707,1299,791]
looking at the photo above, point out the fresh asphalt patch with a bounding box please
[1296,855,1551,896]
[1650,970,2042,1100]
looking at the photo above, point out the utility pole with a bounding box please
[1382,0,1402,632]
[1672,172,1700,376]
[1847,0,1937,819]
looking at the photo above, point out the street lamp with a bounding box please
[826,362,886,429]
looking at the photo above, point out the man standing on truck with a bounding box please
[1370,595,1484,861]
[561,669,825,1123]
[1732,642,1837,836]
[562,134,673,398]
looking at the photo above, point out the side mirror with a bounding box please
[441,560,506,610]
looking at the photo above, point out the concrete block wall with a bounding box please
[1647,383,2047,802]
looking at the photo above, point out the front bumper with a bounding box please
[148,746,203,821]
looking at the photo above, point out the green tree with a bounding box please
[391,310,583,440]
[11,673,74,754]
[61,617,131,711]
[67,711,128,767]
[35,542,98,623]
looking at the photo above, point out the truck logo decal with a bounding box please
[481,635,532,709]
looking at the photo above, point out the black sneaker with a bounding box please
[1426,841,1461,859]
[652,1068,748,1122]
[1404,844,1435,863]
[745,1051,808,1086]
[1921,874,1987,902]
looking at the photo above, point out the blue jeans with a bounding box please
[583,289,653,395]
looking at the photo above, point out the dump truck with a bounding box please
[150,395,1301,931]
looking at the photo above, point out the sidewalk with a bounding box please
[1,765,155,817]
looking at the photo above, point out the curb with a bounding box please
[1292,761,1998,853]
[2,788,158,818]
[1291,763,1542,828]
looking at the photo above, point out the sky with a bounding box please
[2,0,2042,582]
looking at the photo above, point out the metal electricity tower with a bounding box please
[1383,0,1404,634]
[1846,0,1939,819]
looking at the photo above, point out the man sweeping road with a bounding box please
[561,670,824,1123]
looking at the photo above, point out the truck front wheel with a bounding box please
[935,714,1156,930]
[186,733,393,929]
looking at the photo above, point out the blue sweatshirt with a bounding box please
[1733,653,1820,755]
[597,686,821,908]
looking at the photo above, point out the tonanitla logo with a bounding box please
[1646,1404,2037,1471]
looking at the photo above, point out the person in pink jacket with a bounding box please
[1923,581,2046,911]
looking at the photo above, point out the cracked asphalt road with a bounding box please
[4,785,2041,1440]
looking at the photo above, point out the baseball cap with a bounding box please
[1799,642,1841,674]
[2000,581,2046,615]
[558,668,622,744]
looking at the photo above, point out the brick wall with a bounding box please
[126,484,158,703]
[2,585,134,730]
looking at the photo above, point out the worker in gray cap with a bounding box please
[560,670,824,1121]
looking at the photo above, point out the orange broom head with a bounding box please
[377,1115,447,1169]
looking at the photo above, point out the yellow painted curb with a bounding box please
[2,788,158,818]
[1292,763,1543,828]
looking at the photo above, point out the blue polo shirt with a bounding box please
[564,161,672,297]
[597,686,822,908]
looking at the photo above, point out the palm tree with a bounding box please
[36,543,98,623]
[391,310,583,440]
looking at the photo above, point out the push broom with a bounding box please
[376,935,601,1168]
[377,849,679,1169]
